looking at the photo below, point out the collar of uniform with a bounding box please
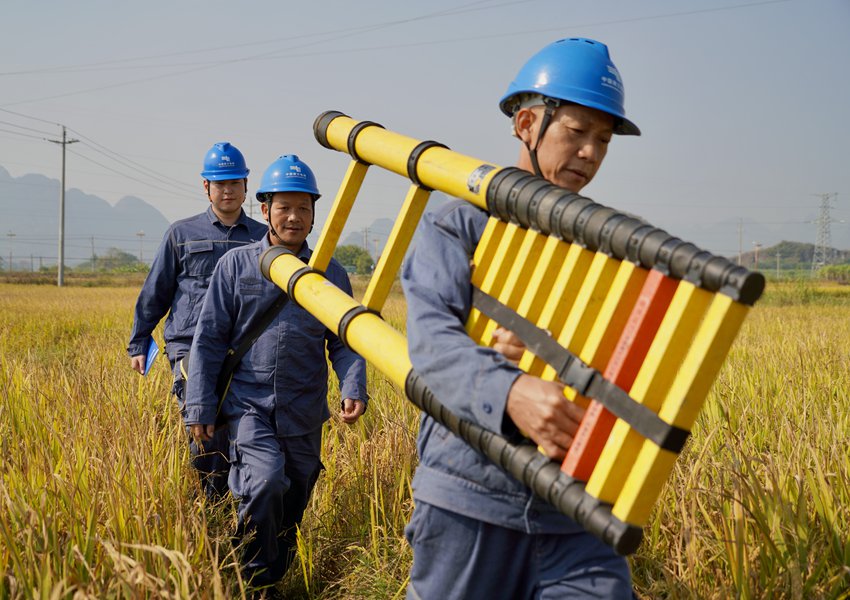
[205,205,248,228]
[260,232,312,262]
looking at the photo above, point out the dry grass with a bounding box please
[1,280,848,598]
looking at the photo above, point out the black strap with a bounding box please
[347,120,384,164]
[338,304,380,350]
[220,291,289,377]
[471,287,690,453]
[527,97,560,179]
[209,291,289,426]
[407,140,448,191]
[179,291,289,427]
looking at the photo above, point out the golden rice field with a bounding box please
[1,279,848,599]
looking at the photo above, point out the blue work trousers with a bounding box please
[228,411,323,586]
[173,365,230,500]
[405,501,633,600]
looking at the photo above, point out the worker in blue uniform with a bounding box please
[401,38,641,599]
[128,142,266,499]
[184,154,367,591]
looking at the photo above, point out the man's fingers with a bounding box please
[563,395,587,420]
[492,327,526,363]
[339,399,365,424]
[190,424,214,444]
[539,426,576,460]
[130,355,145,374]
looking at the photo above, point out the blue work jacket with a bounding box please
[401,199,584,534]
[184,235,368,436]
[127,206,267,360]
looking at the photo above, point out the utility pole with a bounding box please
[776,251,781,279]
[373,237,380,260]
[136,231,145,263]
[49,126,79,287]
[363,226,370,255]
[6,232,14,272]
[90,236,96,273]
[737,218,743,266]
[752,242,762,270]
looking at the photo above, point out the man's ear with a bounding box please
[260,200,270,223]
[513,107,537,144]
[203,179,211,199]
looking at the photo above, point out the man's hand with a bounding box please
[339,398,366,425]
[506,374,585,462]
[190,424,216,447]
[491,327,526,364]
[130,354,146,374]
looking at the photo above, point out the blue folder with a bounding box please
[144,335,160,376]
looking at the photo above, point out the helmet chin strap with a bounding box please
[524,97,560,179]
[265,199,285,243]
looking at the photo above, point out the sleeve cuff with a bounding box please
[340,383,368,406]
[184,405,216,425]
[473,364,522,434]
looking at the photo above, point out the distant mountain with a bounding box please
[0,165,169,270]
[4,166,844,276]
[660,216,849,260]
[734,240,850,272]
[338,194,451,259]
[341,218,395,258]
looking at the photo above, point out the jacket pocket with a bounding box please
[184,240,215,277]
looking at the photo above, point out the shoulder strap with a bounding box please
[207,291,289,427]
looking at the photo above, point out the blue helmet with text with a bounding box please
[499,37,640,136]
[256,154,321,202]
[201,142,250,180]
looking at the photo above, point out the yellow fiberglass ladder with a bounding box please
[259,111,765,555]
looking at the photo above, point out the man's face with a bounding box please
[517,103,615,192]
[262,191,314,252]
[205,178,247,218]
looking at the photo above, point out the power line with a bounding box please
[0,1,519,106]
[7,234,162,243]
[68,128,197,194]
[0,0,522,77]
[0,107,60,126]
[0,127,48,141]
[0,119,56,136]
[67,148,194,200]
[0,111,196,198]
[0,0,791,106]
[1,108,196,197]
[2,0,790,78]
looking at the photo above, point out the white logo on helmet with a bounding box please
[218,154,236,168]
[286,165,306,178]
[601,65,623,94]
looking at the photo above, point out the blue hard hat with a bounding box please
[499,38,640,136]
[201,142,250,180]
[256,154,321,201]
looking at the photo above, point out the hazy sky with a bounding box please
[2,0,848,259]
